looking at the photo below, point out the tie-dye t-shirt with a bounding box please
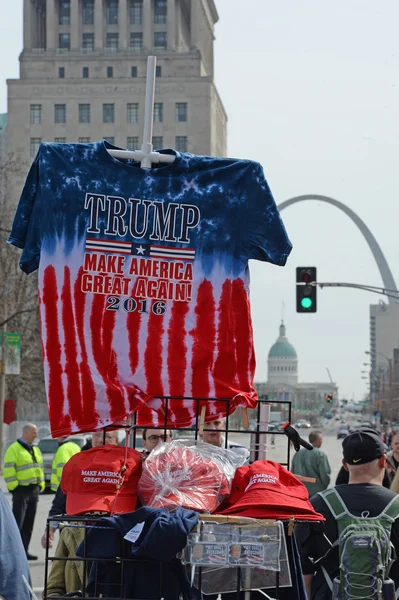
[8,141,292,436]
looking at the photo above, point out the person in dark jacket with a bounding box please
[80,438,92,451]
[335,464,391,488]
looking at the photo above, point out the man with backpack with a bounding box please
[296,428,399,600]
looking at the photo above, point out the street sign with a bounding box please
[0,332,21,375]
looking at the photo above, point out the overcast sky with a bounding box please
[1,1,399,400]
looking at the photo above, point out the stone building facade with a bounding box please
[7,0,227,166]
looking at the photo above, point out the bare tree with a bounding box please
[0,156,47,421]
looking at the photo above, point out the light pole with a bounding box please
[0,302,37,472]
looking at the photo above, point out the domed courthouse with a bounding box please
[255,322,338,414]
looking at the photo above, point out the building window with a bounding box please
[154,0,167,24]
[79,137,91,143]
[130,0,143,24]
[175,136,188,152]
[104,137,115,144]
[30,138,41,157]
[54,137,66,143]
[152,136,163,149]
[176,102,187,122]
[107,66,114,78]
[30,104,42,125]
[154,102,163,122]
[103,103,115,123]
[156,65,162,77]
[59,33,70,50]
[106,33,119,52]
[106,0,118,24]
[82,0,94,24]
[79,104,91,123]
[82,33,94,51]
[59,67,65,78]
[83,66,89,78]
[127,103,139,122]
[54,104,66,124]
[130,32,143,51]
[154,32,167,49]
[59,0,70,25]
[131,66,137,77]
[127,136,139,151]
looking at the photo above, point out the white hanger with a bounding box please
[107,55,175,169]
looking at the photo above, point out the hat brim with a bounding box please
[66,492,136,516]
[220,505,324,520]
[220,488,313,516]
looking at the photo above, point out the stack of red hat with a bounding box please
[218,460,324,521]
[139,443,231,513]
[62,445,142,515]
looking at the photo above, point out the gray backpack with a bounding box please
[318,488,399,600]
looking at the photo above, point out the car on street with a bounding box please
[38,435,89,492]
[337,425,350,439]
[360,421,374,429]
[325,412,334,420]
[295,419,311,429]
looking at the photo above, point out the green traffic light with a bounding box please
[301,297,313,309]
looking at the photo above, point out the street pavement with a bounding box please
[0,416,353,594]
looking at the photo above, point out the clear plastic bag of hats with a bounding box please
[181,520,291,594]
[138,440,246,513]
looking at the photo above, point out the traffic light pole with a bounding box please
[314,282,399,302]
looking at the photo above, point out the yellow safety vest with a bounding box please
[50,441,80,492]
[3,441,45,492]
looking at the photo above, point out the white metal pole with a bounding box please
[140,56,157,169]
[258,402,271,460]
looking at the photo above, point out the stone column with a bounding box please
[23,0,33,50]
[167,0,176,50]
[95,0,104,49]
[46,0,56,50]
[190,0,198,49]
[143,0,152,51]
[70,0,80,51]
[119,0,128,50]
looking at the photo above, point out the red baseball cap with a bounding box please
[61,445,142,515]
[139,443,230,513]
[219,461,324,521]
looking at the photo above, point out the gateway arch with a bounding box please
[277,195,398,303]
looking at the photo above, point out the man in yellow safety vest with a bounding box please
[50,437,81,492]
[3,423,44,560]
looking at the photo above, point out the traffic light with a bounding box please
[326,394,333,403]
[296,267,317,313]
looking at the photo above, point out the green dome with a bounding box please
[269,342,297,358]
[268,322,297,358]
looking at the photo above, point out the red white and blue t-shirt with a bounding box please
[8,142,292,436]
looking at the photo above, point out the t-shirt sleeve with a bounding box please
[238,162,293,265]
[7,146,42,274]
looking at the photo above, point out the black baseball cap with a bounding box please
[342,428,388,466]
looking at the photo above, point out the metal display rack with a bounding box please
[40,394,313,600]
